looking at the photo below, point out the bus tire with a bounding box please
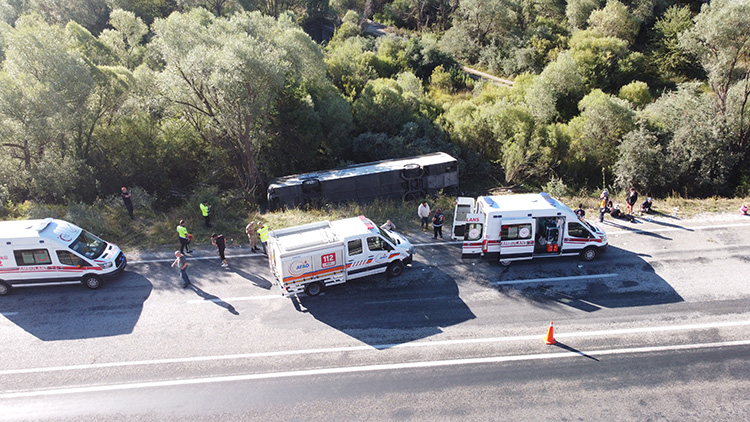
[83,274,102,290]
[0,281,10,296]
[387,261,405,277]
[580,247,598,262]
[305,282,323,296]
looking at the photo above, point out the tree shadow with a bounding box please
[493,246,684,311]
[187,283,239,315]
[297,264,475,348]
[0,271,152,341]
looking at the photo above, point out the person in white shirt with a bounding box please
[417,201,431,232]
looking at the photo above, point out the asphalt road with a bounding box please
[1,213,750,420]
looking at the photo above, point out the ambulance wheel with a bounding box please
[305,282,323,296]
[581,247,598,262]
[0,281,10,296]
[387,261,405,277]
[83,275,102,290]
[499,260,512,267]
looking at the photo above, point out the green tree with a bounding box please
[618,80,651,108]
[98,9,149,70]
[649,4,696,80]
[566,0,602,30]
[680,0,750,153]
[641,83,739,195]
[568,29,637,91]
[352,75,420,135]
[613,125,665,193]
[325,36,378,99]
[566,89,635,183]
[524,51,585,123]
[587,0,640,46]
[152,10,333,192]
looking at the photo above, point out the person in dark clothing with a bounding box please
[211,233,228,268]
[641,197,653,214]
[574,204,585,218]
[626,187,638,215]
[432,209,445,239]
[121,187,134,220]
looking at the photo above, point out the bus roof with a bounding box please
[268,152,456,188]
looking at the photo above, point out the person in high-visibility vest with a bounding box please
[176,220,192,254]
[200,202,211,228]
[257,222,269,255]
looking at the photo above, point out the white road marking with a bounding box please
[493,273,619,285]
[2,319,749,376]
[605,222,750,236]
[2,339,749,399]
[1,312,19,317]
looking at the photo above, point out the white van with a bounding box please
[267,216,414,297]
[451,193,608,265]
[0,218,127,295]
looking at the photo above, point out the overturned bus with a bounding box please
[267,152,459,210]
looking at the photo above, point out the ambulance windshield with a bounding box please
[69,230,107,259]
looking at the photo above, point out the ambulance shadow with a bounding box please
[1,271,152,341]
[297,265,476,348]
[495,246,683,311]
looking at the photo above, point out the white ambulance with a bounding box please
[267,216,414,297]
[0,218,127,295]
[451,193,607,265]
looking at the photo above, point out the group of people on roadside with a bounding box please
[169,203,271,288]
[595,188,653,223]
[417,200,445,239]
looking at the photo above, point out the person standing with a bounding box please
[418,201,431,232]
[121,187,134,220]
[177,220,192,254]
[257,222,269,255]
[245,221,259,252]
[211,233,228,267]
[171,251,191,288]
[574,203,585,218]
[432,208,445,239]
[200,202,211,228]
[626,187,638,215]
[599,196,607,223]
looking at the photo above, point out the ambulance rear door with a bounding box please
[452,197,475,240]
[498,218,535,263]
[461,213,484,258]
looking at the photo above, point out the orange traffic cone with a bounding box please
[545,321,556,345]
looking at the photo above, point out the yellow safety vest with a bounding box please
[200,203,209,217]
[258,225,269,242]
[177,225,189,238]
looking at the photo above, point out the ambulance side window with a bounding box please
[57,251,89,267]
[13,249,52,265]
[348,239,363,256]
[501,224,532,240]
[367,236,385,251]
[568,222,591,238]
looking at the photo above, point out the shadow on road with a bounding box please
[603,220,672,240]
[297,261,475,348]
[493,246,684,311]
[554,342,599,361]
[231,267,273,290]
[187,283,239,315]
[0,271,152,341]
